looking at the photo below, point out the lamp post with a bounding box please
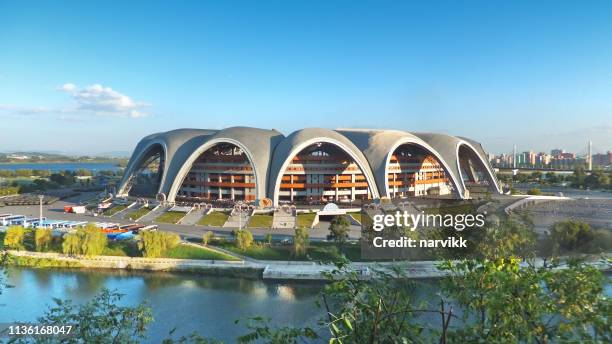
[38,194,44,228]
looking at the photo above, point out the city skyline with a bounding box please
[1,1,611,154]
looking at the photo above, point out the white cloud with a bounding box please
[60,83,148,118]
[0,83,149,120]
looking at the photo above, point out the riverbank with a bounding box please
[5,249,610,281]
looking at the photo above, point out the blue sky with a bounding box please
[1,0,611,155]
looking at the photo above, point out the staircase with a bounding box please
[138,205,171,222]
[179,208,205,225]
[272,207,296,229]
[223,209,250,228]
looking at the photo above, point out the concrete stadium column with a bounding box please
[350,173,355,200]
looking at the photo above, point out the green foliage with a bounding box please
[61,224,108,256]
[62,233,81,255]
[320,259,437,343]
[235,230,254,251]
[202,231,214,245]
[4,226,26,250]
[236,316,318,344]
[328,215,350,245]
[0,186,20,196]
[34,228,53,252]
[138,231,180,258]
[476,215,537,259]
[439,258,610,343]
[264,233,273,245]
[293,227,309,257]
[548,220,594,252]
[527,187,542,195]
[27,288,152,344]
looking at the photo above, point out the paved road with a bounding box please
[1,195,362,241]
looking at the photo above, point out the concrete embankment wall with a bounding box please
[7,250,263,279]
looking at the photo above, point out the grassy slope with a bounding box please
[155,211,186,224]
[296,213,316,228]
[103,204,128,216]
[127,206,151,221]
[198,211,229,226]
[247,214,273,228]
[164,244,238,260]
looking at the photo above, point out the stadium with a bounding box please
[116,127,501,207]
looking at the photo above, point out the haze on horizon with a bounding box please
[1,0,611,156]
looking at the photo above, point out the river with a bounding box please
[0,162,122,173]
[0,268,322,343]
[514,183,612,199]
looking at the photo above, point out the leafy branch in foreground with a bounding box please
[8,288,153,344]
[439,257,611,343]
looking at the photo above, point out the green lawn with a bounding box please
[296,212,316,228]
[212,240,362,261]
[155,211,186,224]
[198,211,229,226]
[102,241,141,257]
[247,214,273,228]
[103,204,128,216]
[127,206,152,221]
[164,244,238,260]
[347,212,362,224]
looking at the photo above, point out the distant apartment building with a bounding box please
[592,151,612,167]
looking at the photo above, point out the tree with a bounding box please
[328,215,350,245]
[571,166,586,188]
[585,170,610,189]
[545,172,559,184]
[439,258,609,343]
[27,288,152,344]
[549,220,594,252]
[35,228,53,252]
[62,233,81,255]
[202,231,214,245]
[61,224,107,256]
[80,224,108,256]
[139,231,180,258]
[235,230,254,251]
[293,227,309,257]
[264,233,273,246]
[3,226,26,250]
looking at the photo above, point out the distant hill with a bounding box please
[0,151,129,163]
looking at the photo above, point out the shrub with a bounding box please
[293,227,309,257]
[138,231,180,258]
[328,215,351,244]
[527,187,542,195]
[235,230,254,251]
[4,226,26,250]
[35,228,53,252]
[202,231,214,245]
[549,220,594,252]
